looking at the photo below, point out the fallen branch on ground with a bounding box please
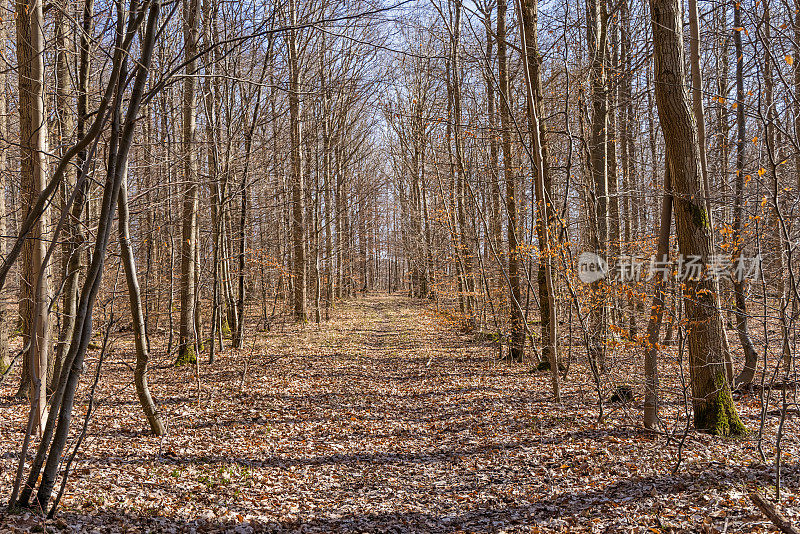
[749,492,800,534]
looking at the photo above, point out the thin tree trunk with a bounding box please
[323,122,334,310]
[587,0,609,371]
[759,0,787,372]
[15,0,50,432]
[620,0,637,338]
[687,0,712,218]
[483,7,502,258]
[53,0,93,393]
[118,164,166,436]
[288,0,306,322]
[795,0,800,192]
[731,0,758,388]
[716,5,731,228]
[53,0,75,390]
[202,0,225,355]
[607,19,620,263]
[643,163,672,429]
[0,16,9,373]
[497,0,524,361]
[449,0,475,327]
[234,53,267,345]
[178,0,201,363]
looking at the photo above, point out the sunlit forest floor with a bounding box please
[1,294,799,532]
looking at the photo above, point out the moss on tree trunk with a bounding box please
[694,371,747,437]
[175,344,197,366]
[221,318,231,338]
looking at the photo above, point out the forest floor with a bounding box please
[0,294,799,533]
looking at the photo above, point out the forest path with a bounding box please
[0,295,783,532]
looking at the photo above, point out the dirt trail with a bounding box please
[0,295,793,532]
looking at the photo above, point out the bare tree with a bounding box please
[497,0,524,361]
[0,14,9,373]
[178,0,201,363]
[517,0,559,399]
[16,0,50,432]
[649,0,746,436]
[586,0,608,371]
[288,0,306,322]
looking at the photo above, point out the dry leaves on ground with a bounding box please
[0,295,797,532]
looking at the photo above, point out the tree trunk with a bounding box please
[587,0,609,371]
[497,0,524,361]
[234,50,267,344]
[0,15,9,373]
[118,163,166,436]
[288,0,306,322]
[53,0,75,390]
[178,0,201,364]
[335,145,344,301]
[53,0,93,394]
[449,0,475,327]
[649,0,746,436]
[731,0,758,388]
[607,19,620,263]
[16,0,50,433]
[620,0,637,338]
[795,0,800,192]
[517,0,560,400]
[643,163,672,429]
[483,8,502,258]
[687,0,712,218]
